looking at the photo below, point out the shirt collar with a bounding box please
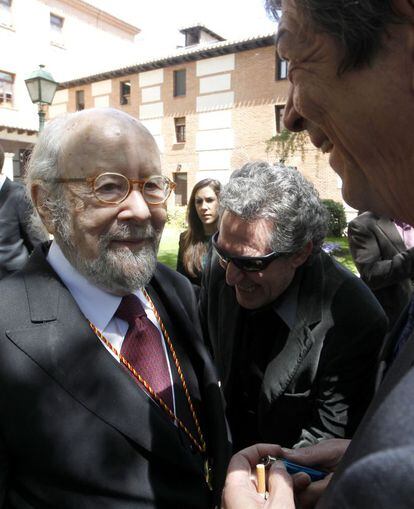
[271,268,302,330]
[46,241,146,331]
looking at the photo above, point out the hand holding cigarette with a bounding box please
[222,444,295,509]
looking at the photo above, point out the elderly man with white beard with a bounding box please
[0,108,230,509]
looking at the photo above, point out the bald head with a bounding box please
[26,108,158,185]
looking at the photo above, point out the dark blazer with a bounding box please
[0,177,46,278]
[318,316,414,508]
[348,212,414,328]
[0,244,230,508]
[199,250,387,449]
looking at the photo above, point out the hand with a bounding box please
[281,439,350,509]
[222,444,296,509]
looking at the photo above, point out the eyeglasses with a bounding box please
[212,231,286,272]
[43,172,176,205]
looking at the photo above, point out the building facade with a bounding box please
[55,25,353,216]
[0,0,139,179]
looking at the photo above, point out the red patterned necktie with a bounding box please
[116,294,173,408]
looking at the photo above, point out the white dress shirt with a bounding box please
[47,241,176,408]
[0,174,6,191]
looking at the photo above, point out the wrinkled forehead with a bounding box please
[58,113,161,177]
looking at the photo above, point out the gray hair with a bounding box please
[24,113,75,236]
[266,0,405,73]
[220,162,328,254]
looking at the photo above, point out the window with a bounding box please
[76,90,85,111]
[275,105,286,133]
[50,13,63,32]
[0,0,13,26]
[120,80,131,105]
[0,70,13,106]
[50,13,64,45]
[174,117,186,143]
[173,69,186,97]
[276,56,288,80]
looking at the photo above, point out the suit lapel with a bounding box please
[6,251,205,471]
[261,256,324,407]
[377,217,406,252]
[217,282,243,391]
[148,267,230,494]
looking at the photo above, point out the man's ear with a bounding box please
[289,241,313,268]
[31,183,55,235]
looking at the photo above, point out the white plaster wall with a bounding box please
[141,118,162,136]
[199,73,231,94]
[198,110,232,130]
[53,89,69,103]
[196,54,235,77]
[48,103,67,117]
[0,0,140,133]
[141,86,161,103]
[196,170,230,184]
[198,150,232,170]
[91,80,112,96]
[139,102,164,119]
[94,95,110,107]
[196,92,234,112]
[196,129,234,150]
[139,69,164,87]
[153,135,164,153]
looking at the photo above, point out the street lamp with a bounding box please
[25,64,58,132]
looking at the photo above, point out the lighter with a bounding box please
[260,455,328,482]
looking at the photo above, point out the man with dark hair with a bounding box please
[0,108,230,508]
[0,144,46,279]
[348,212,414,329]
[222,0,414,507]
[200,162,386,451]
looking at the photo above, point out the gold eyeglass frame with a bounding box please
[43,172,176,205]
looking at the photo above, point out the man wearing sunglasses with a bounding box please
[200,162,387,452]
[0,108,230,508]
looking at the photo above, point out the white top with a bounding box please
[47,241,176,408]
[0,174,6,191]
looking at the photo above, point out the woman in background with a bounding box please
[177,178,221,286]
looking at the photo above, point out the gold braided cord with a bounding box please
[88,294,206,455]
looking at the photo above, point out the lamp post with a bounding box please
[24,65,58,132]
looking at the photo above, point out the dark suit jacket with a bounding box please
[348,212,414,328]
[0,244,230,508]
[0,177,46,278]
[318,313,414,508]
[199,250,387,449]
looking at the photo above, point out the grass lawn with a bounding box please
[157,226,358,275]
[157,226,185,270]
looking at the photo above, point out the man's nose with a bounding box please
[283,84,305,132]
[225,261,244,287]
[117,189,152,222]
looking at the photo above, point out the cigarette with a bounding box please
[256,463,266,496]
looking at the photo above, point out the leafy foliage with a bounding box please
[322,199,347,237]
[265,128,308,163]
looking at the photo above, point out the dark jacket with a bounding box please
[0,244,231,508]
[318,309,414,508]
[348,211,414,328]
[200,249,387,449]
[0,177,46,278]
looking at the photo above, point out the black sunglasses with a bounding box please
[212,231,286,272]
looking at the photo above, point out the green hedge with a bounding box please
[322,199,347,237]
